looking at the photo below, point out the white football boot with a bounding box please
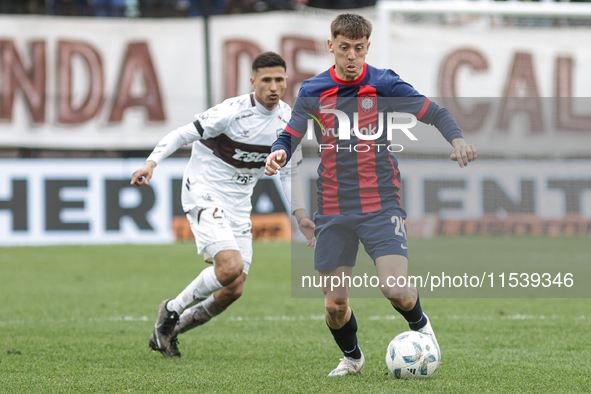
[327,349,365,377]
[418,313,441,361]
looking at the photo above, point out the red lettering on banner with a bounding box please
[281,37,318,105]
[108,42,165,123]
[555,56,591,132]
[498,52,544,134]
[224,38,319,105]
[438,48,591,136]
[224,40,262,100]
[0,40,46,123]
[438,48,490,133]
[57,41,104,124]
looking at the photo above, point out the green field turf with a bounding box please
[1,237,590,393]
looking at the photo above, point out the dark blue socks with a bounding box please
[328,310,362,360]
[394,296,427,331]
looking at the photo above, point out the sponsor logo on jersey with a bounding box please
[200,134,271,169]
[305,108,329,134]
[232,173,255,185]
[232,149,269,163]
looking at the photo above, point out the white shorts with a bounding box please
[186,206,253,275]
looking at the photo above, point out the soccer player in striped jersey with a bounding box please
[266,14,477,376]
[131,52,314,358]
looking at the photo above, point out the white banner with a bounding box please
[0,158,293,246]
[1,158,590,245]
[0,16,206,149]
[0,158,181,245]
[298,158,591,219]
[1,12,590,155]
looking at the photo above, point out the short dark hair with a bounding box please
[331,13,372,40]
[252,52,287,73]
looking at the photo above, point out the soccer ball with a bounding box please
[385,331,440,379]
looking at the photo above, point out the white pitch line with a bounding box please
[0,314,586,326]
[0,316,149,326]
[225,314,587,322]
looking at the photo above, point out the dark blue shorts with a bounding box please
[313,206,409,271]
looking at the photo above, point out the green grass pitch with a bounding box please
[1,237,590,393]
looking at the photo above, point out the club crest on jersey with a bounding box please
[197,111,209,122]
[359,95,375,113]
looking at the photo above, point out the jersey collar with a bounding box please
[329,63,367,85]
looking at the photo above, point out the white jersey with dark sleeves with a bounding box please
[181,93,293,221]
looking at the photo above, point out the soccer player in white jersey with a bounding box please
[131,52,315,358]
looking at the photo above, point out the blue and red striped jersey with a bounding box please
[273,63,463,215]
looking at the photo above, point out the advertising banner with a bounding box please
[1,158,589,245]
[1,13,590,156]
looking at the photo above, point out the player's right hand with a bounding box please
[450,138,477,168]
[130,161,156,185]
[298,217,316,247]
[265,150,287,176]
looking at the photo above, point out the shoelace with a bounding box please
[161,312,179,334]
[168,335,181,357]
[336,357,357,371]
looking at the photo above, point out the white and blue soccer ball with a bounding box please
[385,331,440,379]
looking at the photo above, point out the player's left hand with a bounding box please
[450,138,477,168]
[265,150,287,176]
[298,217,316,247]
[131,160,156,185]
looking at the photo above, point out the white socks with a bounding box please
[174,294,226,335]
[167,266,223,315]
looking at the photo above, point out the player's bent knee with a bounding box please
[325,301,348,318]
[380,286,410,301]
[216,259,244,286]
[228,259,244,276]
[388,297,415,311]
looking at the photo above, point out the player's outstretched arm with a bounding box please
[130,121,201,186]
[131,160,157,185]
[450,138,477,168]
[294,208,316,247]
[265,150,287,176]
